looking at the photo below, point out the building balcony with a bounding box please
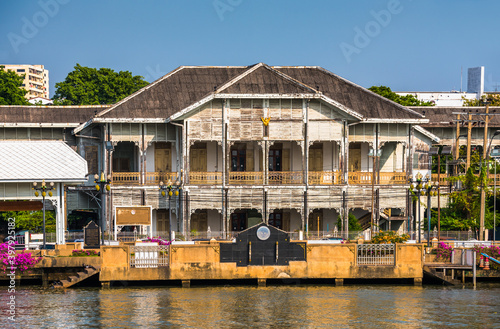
[189,171,342,185]
[348,172,407,185]
[111,171,408,186]
[112,172,179,186]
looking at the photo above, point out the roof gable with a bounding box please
[216,63,317,95]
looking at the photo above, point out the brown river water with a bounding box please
[2,283,500,328]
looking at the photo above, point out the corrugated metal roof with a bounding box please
[0,141,88,183]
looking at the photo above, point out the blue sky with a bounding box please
[1,0,499,97]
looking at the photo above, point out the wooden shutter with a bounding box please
[283,212,290,232]
[246,149,254,171]
[282,149,290,171]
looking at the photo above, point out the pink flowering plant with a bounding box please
[0,241,42,273]
[436,242,453,262]
[146,237,172,246]
[71,249,100,257]
[473,245,500,270]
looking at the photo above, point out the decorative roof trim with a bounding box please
[362,118,429,124]
[320,95,364,120]
[169,94,216,121]
[0,123,82,128]
[414,125,440,143]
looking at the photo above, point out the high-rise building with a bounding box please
[1,64,49,99]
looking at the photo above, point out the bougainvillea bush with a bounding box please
[0,241,42,272]
[146,237,172,246]
[436,242,453,262]
[473,245,500,270]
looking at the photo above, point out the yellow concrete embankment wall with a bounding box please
[99,243,424,282]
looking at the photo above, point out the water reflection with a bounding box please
[3,284,500,328]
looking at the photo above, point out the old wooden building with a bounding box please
[1,63,459,242]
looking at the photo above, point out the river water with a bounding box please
[2,283,500,328]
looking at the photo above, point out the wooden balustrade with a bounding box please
[308,171,342,185]
[145,172,179,185]
[379,172,407,184]
[112,171,411,186]
[189,172,222,185]
[348,172,407,185]
[348,172,373,185]
[228,171,264,185]
[268,171,303,185]
[112,172,140,185]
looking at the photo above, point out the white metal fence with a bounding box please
[129,245,169,268]
[357,244,395,266]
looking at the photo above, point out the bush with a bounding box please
[71,249,99,257]
[0,241,41,272]
[436,242,453,262]
[371,231,409,244]
[473,245,500,270]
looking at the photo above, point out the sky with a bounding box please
[1,0,500,98]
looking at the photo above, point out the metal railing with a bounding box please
[129,245,169,268]
[228,171,264,185]
[308,171,342,185]
[357,244,395,266]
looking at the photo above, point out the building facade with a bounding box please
[1,64,49,99]
[2,64,464,243]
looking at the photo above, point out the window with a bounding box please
[231,149,246,171]
[269,212,283,229]
[17,69,25,72]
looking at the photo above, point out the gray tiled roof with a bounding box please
[0,141,87,183]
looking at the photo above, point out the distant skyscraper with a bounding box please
[0,64,49,99]
[467,66,484,95]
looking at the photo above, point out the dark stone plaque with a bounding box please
[84,221,100,249]
[220,223,306,266]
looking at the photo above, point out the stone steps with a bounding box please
[53,266,100,289]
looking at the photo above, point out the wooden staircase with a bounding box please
[357,213,372,231]
[423,265,467,285]
[53,266,100,288]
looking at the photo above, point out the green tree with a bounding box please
[338,213,363,231]
[0,211,56,232]
[0,66,29,105]
[53,64,149,105]
[434,150,496,231]
[463,94,500,106]
[369,85,435,106]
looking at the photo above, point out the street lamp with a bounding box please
[409,173,437,246]
[159,180,181,240]
[32,180,55,249]
[94,172,111,245]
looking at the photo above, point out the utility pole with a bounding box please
[480,104,490,240]
[466,111,472,170]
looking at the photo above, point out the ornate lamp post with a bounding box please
[409,173,437,245]
[159,180,181,240]
[94,172,111,245]
[32,180,55,249]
